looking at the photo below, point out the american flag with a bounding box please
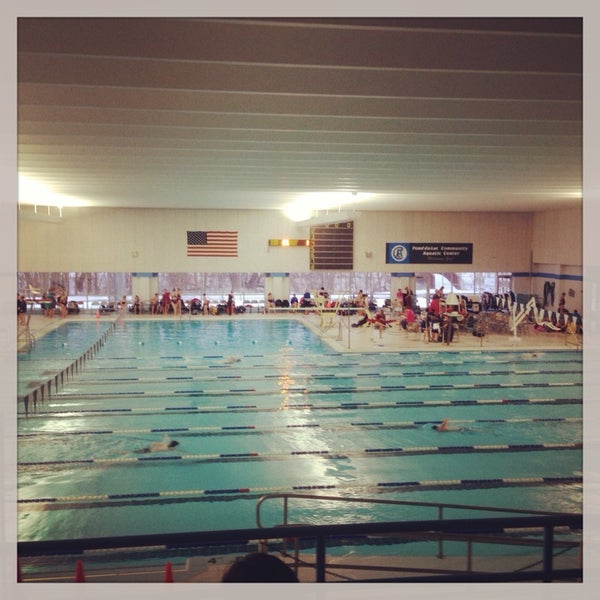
[187,231,238,257]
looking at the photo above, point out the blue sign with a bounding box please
[386,243,473,264]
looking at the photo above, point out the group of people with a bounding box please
[351,305,397,339]
[18,285,76,323]
[349,287,416,335]
[424,287,468,343]
[144,288,184,316]
[393,286,415,310]
[349,286,469,344]
[266,288,335,313]
[128,290,237,316]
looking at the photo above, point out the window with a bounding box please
[19,271,513,310]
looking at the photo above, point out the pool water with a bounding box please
[17,318,582,543]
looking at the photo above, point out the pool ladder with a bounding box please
[18,314,36,353]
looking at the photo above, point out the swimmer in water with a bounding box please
[432,417,451,431]
[224,356,241,364]
[135,436,180,453]
[431,418,469,432]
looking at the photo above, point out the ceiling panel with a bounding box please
[17,17,582,214]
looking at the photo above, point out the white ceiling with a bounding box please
[17,17,582,216]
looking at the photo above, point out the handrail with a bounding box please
[255,491,574,529]
[17,321,36,353]
[18,513,582,582]
[255,492,581,568]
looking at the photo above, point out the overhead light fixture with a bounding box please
[305,210,360,226]
[283,191,372,222]
[18,175,91,208]
[283,204,314,222]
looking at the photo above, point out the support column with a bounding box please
[264,272,290,307]
[131,272,159,311]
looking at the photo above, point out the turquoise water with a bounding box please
[17,319,582,543]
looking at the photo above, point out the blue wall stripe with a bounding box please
[512,271,582,281]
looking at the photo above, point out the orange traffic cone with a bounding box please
[163,561,174,582]
[74,559,85,582]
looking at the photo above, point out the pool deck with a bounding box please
[18,309,582,355]
[21,548,581,583]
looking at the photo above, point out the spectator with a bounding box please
[17,294,28,325]
[132,295,142,314]
[395,288,404,308]
[161,289,171,315]
[118,295,128,312]
[372,308,389,339]
[428,295,441,315]
[559,292,567,314]
[171,288,182,316]
[149,293,160,315]
[226,292,235,315]
[400,305,416,330]
[221,552,299,583]
[41,291,56,318]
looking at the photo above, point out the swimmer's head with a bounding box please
[431,425,439,430]
[168,440,180,448]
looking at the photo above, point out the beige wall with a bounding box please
[532,207,582,266]
[18,206,564,275]
[18,207,307,273]
[528,207,583,312]
[354,211,534,273]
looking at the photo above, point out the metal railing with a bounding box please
[255,492,582,582]
[17,314,35,353]
[18,511,582,583]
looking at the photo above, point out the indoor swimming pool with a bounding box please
[17,318,583,545]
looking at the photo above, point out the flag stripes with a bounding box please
[187,231,238,257]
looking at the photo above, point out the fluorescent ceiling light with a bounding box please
[284,204,314,222]
[18,175,91,208]
[284,191,372,222]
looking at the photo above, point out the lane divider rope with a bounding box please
[17,475,583,509]
[82,354,581,371]
[18,396,582,419]
[28,379,582,404]
[67,367,583,386]
[17,416,582,438]
[18,441,582,470]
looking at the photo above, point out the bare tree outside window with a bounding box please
[18,271,512,310]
